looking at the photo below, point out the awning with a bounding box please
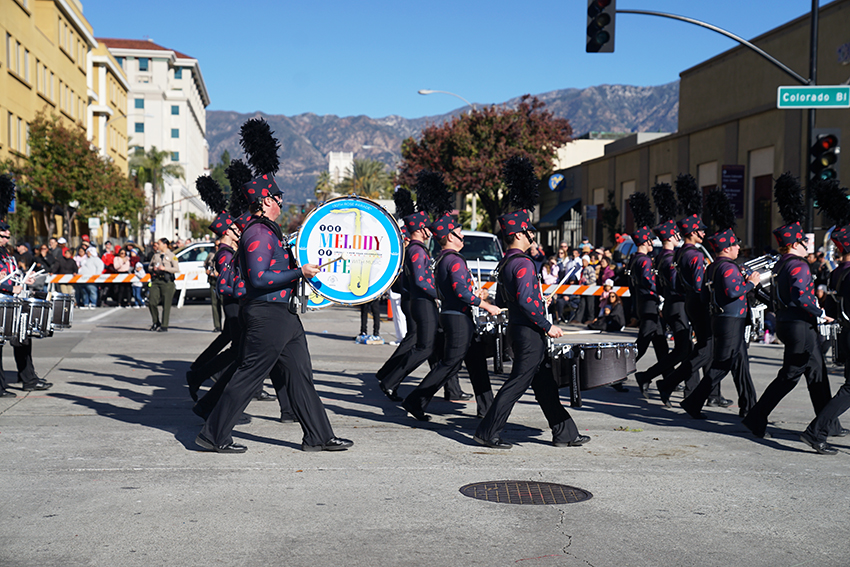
[537,199,581,229]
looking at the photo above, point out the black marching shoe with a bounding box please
[830,428,850,438]
[0,390,16,398]
[157,327,168,333]
[401,399,431,422]
[741,419,770,439]
[253,390,275,401]
[612,382,629,393]
[149,323,160,332]
[23,380,52,392]
[279,414,299,424]
[195,433,247,453]
[379,382,403,402]
[658,387,673,408]
[635,372,652,399]
[706,396,732,408]
[553,434,591,447]
[302,437,353,452]
[679,400,707,420]
[800,433,838,455]
[445,391,473,401]
[473,435,512,449]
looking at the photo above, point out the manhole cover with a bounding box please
[459,481,592,505]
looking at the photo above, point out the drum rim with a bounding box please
[294,194,404,306]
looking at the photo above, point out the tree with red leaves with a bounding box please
[398,95,571,232]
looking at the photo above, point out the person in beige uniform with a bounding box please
[148,238,179,332]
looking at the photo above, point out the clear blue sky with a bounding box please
[81,0,833,118]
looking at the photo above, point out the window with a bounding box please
[5,34,10,68]
[138,58,149,71]
[174,67,182,79]
[171,105,179,115]
[171,128,179,138]
[135,122,144,133]
[171,151,179,161]
[134,98,144,109]
[115,56,124,67]
[24,48,29,82]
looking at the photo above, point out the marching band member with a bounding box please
[679,188,758,418]
[656,174,728,406]
[196,119,351,453]
[377,172,441,402]
[474,157,588,450]
[0,175,50,395]
[742,173,842,440]
[625,192,669,382]
[636,183,686,396]
[400,199,500,422]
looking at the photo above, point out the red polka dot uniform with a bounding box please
[238,222,299,303]
[498,248,551,332]
[674,243,706,294]
[702,257,754,318]
[774,255,824,323]
[434,250,481,314]
[405,240,437,301]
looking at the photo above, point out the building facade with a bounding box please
[537,0,850,255]
[87,41,128,173]
[98,38,210,243]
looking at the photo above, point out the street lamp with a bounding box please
[417,89,479,230]
[417,89,476,112]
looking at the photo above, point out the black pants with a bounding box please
[635,300,669,368]
[376,298,414,382]
[681,317,757,415]
[640,300,689,381]
[658,297,719,397]
[379,298,438,393]
[404,313,494,416]
[743,319,838,437]
[0,340,39,388]
[806,325,850,442]
[191,301,241,379]
[200,301,334,447]
[115,283,132,307]
[475,324,578,443]
[360,300,380,335]
[574,295,596,323]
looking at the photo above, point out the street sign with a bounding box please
[777,85,850,109]
[88,217,101,229]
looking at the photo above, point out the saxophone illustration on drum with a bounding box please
[329,207,382,297]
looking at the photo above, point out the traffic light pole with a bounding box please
[805,0,818,232]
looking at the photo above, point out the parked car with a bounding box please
[428,229,504,288]
[144,241,215,300]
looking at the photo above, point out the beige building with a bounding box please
[1,0,98,161]
[541,0,850,254]
[88,42,129,173]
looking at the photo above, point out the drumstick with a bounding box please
[322,255,345,267]
[544,270,572,298]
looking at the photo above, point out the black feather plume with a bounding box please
[705,188,737,232]
[774,172,806,225]
[651,182,678,224]
[225,159,252,218]
[675,173,701,217]
[0,174,15,218]
[239,118,280,177]
[628,192,655,229]
[196,175,227,215]
[503,156,539,211]
[812,178,850,228]
[393,186,416,219]
[415,170,453,218]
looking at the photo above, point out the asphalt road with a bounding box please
[0,304,848,567]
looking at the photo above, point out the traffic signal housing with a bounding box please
[586,0,616,53]
[810,128,841,182]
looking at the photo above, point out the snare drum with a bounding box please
[51,293,74,330]
[0,295,21,342]
[20,297,53,339]
[575,343,635,390]
[474,311,506,373]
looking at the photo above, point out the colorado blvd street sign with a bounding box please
[777,85,850,109]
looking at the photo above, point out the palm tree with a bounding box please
[337,159,393,199]
[314,170,334,203]
[130,146,184,241]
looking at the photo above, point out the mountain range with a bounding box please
[205,81,680,204]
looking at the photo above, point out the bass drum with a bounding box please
[294,196,404,306]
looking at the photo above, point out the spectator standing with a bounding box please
[54,247,77,295]
[112,248,132,307]
[14,241,33,270]
[78,247,104,308]
[48,237,63,263]
[574,255,597,323]
[131,261,146,308]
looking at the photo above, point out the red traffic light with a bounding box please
[816,134,838,152]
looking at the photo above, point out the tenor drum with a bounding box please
[294,196,404,306]
[0,295,21,342]
[20,297,53,339]
[474,311,507,373]
[576,343,636,389]
[51,293,74,330]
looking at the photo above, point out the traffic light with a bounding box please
[810,128,841,182]
[586,0,616,53]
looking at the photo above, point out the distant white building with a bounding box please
[328,151,353,185]
[98,38,211,243]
